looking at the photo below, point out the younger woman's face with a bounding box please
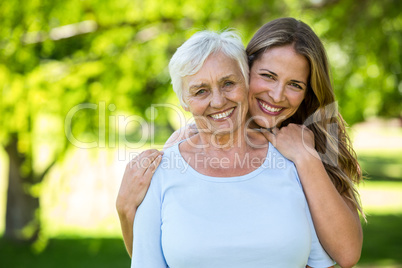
[248,45,310,129]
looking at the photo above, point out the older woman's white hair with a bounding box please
[169,30,249,108]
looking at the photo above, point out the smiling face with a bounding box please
[248,44,310,128]
[182,52,248,135]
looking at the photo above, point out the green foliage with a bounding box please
[308,0,402,123]
[0,0,400,243]
[0,0,400,149]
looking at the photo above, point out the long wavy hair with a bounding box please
[247,17,365,218]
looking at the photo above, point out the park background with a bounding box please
[0,0,401,267]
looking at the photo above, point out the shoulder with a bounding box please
[156,143,188,177]
[266,144,303,186]
[164,124,198,149]
[158,144,180,170]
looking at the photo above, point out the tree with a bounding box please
[0,0,400,242]
[308,0,402,124]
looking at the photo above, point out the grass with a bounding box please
[1,214,401,268]
[357,150,402,182]
[354,145,402,267]
[0,237,130,268]
[358,214,402,267]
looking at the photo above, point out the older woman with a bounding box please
[129,30,334,267]
[117,18,363,267]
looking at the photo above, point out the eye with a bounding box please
[290,82,303,90]
[224,81,234,87]
[195,89,206,95]
[261,73,275,79]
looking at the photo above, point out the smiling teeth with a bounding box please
[210,108,234,119]
[259,101,283,113]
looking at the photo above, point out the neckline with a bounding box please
[174,140,272,183]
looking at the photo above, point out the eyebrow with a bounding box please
[260,69,307,86]
[218,74,236,83]
[189,83,208,91]
[188,74,237,91]
[290,79,307,86]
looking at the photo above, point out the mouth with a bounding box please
[209,107,235,120]
[257,99,284,115]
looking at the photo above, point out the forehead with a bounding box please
[253,45,310,81]
[183,53,243,87]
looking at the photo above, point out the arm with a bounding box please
[297,153,362,268]
[117,124,198,257]
[116,149,163,257]
[263,124,362,268]
[305,188,336,268]
[131,166,167,267]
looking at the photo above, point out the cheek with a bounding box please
[249,77,267,97]
[229,84,248,101]
[238,91,249,111]
[238,88,248,102]
[187,99,205,115]
[288,91,306,109]
[248,84,258,101]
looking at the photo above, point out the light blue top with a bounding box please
[131,142,335,268]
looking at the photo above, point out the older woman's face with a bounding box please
[248,45,309,128]
[182,52,248,134]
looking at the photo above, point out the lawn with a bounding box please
[358,214,402,267]
[1,181,401,268]
[0,237,130,268]
[1,210,401,268]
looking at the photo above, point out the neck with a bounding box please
[197,125,249,153]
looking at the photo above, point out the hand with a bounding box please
[116,149,163,219]
[260,123,318,164]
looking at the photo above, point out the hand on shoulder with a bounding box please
[259,123,318,163]
[116,149,163,218]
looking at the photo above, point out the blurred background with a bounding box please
[0,0,401,267]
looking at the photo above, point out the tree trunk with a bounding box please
[4,137,39,243]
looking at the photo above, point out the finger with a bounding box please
[142,149,160,158]
[130,149,157,164]
[150,154,163,174]
[128,150,151,168]
[300,124,314,136]
[141,149,160,157]
[139,150,162,171]
[299,124,308,130]
[143,154,162,181]
[260,128,276,145]
[128,150,161,173]
[271,127,279,135]
[143,150,163,164]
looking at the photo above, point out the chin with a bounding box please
[252,119,275,129]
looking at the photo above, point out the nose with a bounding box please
[210,90,226,109]
[268,82,286,103]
